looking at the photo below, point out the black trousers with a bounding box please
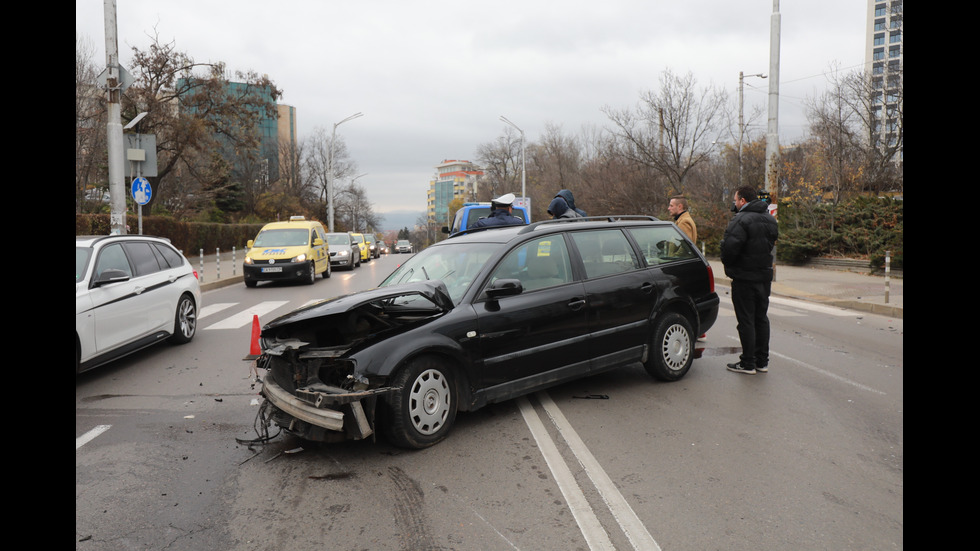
[731,279,772,368]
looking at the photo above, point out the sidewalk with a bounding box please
[188,249,245,292]
[708,258,903,319]
[189,251,903,319]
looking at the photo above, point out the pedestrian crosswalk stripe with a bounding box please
[203,301,290,330]
[199,302,236,319]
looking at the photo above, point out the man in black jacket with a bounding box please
[721,186,779,375]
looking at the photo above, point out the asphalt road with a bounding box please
[76,253,903,550]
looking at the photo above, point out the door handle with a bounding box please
[568,298,586,311]
[641,282,654,294]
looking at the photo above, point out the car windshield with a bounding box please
[76,247,92,283]
[326,234,350,245]
[380,242,497,304]
[253,229,309,247]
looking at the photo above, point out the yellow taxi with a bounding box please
[349,232,371,263]
[243,217,331,287]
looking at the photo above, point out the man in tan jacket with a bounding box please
[668,196,697,244]
[668,195,706,341]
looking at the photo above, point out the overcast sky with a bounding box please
[76,1,868,220]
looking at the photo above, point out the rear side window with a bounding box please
[152,242,185,269]
[122,242,164,276]
[628,226,699,266]
[569,229,639,278]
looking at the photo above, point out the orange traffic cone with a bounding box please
[244,314,262,360]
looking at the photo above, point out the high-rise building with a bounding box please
[865,0,903,158]
[427,160,484,225]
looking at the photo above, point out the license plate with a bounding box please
[261,267,283,273]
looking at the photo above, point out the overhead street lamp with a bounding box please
[499,115,527,222]
[738,72,767,187]
[328,112,363,232]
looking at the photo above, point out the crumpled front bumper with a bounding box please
[260,375,398,441]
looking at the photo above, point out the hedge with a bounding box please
[76,214,265,258]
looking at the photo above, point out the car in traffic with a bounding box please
[350,232,370,263]
[252,216,719,449]
[365,234,381,259]
[443,201,531,235]
[379,242,389,255]
[243,217,331,287]
[326,232,360,270]
[76,234,202,374]
[394,239,412,254]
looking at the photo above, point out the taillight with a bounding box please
[706,264,714,293]
[194,270,200,280]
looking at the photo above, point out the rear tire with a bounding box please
[169,294,197,344]
[384,357,458,449]
[643,312,693,381]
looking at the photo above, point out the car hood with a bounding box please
[248,245,312,259]
[262,280,455,331]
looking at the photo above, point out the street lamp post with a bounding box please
[499,115,527,222]
[738,72,767,187]
[328,112,363,232]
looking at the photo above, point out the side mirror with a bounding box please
[313,238,324,246]
[246,240,254,248]
[486,278,523,299]
[94,269,131,287]
[441,226,450,234]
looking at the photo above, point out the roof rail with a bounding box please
[517,215,659,234]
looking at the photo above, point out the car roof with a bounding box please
[442,215,663,244]
[75,234,174,248]
[260,219,323,230]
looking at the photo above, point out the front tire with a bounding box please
[169,294,197,344]
[384,357,458,449]
[643,312,694,381]
[304,261,317,285]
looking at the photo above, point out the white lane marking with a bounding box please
[767,306,804,317]
[518,396,616,551]
[204,301,289,330]
[770,295,853,316]
[726,336,886,395]
[199,302,236,319]
[76,425,111,450]
[538,392,662,551]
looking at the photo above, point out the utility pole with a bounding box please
[328,112,363,232]
[739,71,766,187]
[764,0,781,202]
[104,0,126,234]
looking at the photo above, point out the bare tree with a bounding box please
[842,69,903,194]
[306,127,358,225]
[120,29,281,216]
[603,69,729,195]
[475,126,523,201]
[335,180,379,233]
[76,34,108,213]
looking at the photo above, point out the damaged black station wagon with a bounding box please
[254,216,719,449]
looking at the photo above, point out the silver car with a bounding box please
[76,235,202,373]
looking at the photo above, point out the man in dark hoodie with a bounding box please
[547,195,582,219]
[554,189,586,217]
[721,186,779,375]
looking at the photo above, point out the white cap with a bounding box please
[491,193,516,206]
